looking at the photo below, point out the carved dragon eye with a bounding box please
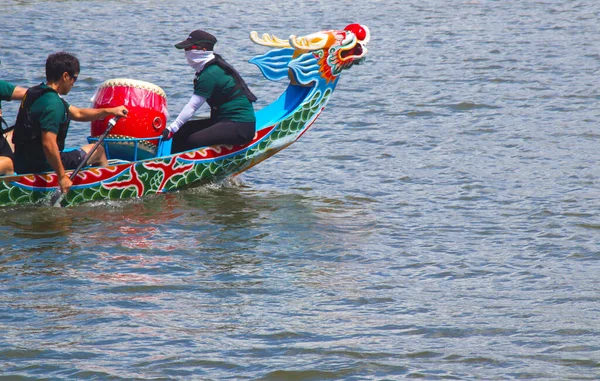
[344,23,367,41]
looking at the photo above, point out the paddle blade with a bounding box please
[49,189,63,207]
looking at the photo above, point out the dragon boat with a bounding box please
[0,24,370,207]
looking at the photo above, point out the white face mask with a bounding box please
[185,49,215,72]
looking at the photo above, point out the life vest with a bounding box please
[12,83,70,151]
[194,54,257,119]
[0,116,9,133]
[1,103,12,133]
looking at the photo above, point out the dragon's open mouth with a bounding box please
[340,43,364,60]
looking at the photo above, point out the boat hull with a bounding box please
[0,84,331,207]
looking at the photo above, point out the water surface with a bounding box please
[1,0,599,379]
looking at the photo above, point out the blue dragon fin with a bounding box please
[288,52,321,86]
[249,48,294,82]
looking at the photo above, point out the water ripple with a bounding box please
[1,0,600,380]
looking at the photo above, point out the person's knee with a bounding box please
[96,145,106,158]
[238,123,256,143]
[93,145,108,165]
[81,144,107,166]
[0,157,15,175]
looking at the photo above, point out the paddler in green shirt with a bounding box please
[162,29,257,154]
[11,52,128,194]
[0,80,27,175]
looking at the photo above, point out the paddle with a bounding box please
[49,115,121,207]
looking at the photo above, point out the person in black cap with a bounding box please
[162,29,257,153]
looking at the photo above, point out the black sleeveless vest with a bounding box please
[12,84,70,174]
[194,54,257,119]
[0,116,8,132]
[12,83,70,151]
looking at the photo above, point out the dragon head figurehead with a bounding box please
[250,24,370,85]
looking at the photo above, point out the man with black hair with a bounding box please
[0,80,26,175]
[12,52,128,194]
[163,29,257,153]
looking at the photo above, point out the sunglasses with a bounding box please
[69,73,78,82]
[184,45,202,51]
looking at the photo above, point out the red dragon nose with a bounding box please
[344,23,367,41]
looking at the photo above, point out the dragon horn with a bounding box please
[250,31,291,48]
[289,32,329,50]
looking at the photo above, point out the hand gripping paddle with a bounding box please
[49,116,122,207]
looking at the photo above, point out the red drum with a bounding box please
[90,78,168,160]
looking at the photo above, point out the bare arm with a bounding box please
[69,105,128,122]
[41,130,71,193]
[11,86,27,101]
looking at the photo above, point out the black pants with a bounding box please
[13,147,86,175]
[0,133,13,159]
[171,118,255,154]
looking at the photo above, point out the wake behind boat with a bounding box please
[0,24,370,207]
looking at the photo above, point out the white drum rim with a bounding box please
[98,78,167,99]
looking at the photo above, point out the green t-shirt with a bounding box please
[194,65,255,123]
[29,83,70,135]
[13,83,71,173]
[0,80,16,110]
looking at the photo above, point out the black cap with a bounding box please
[175,30,217,50]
